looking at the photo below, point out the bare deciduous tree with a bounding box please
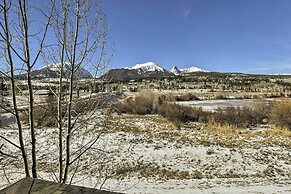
[0,0,112,185]
[48,0,111,183]
[0,0,54,178]
[0,0,30,177]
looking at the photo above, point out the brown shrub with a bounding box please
[213,94,228,100]
[157,103,208,126]
[270,100,291,130]
[36,106,57,127]
[73,97,103,115]
[252,101,273,123]
[115,90,161,115]
[176,93,199,101]
[115,90,207,126]
[115,91,291,130]
[21,95,103,127]
[21,103,57,127]
[211,106,264,128]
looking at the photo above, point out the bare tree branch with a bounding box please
[0,144,18,159]
[0,136,21,150]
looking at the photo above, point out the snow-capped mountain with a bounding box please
[131,62,166,73]
[40,63,92,78]
[170,66,182,75]
[18,62,93,79]
[170,66,208,75]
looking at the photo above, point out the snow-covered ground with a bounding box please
[0,112,290,193]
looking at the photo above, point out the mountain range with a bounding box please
[101,62,208,81]
[19,62,208,80]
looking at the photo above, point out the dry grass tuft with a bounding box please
[270,100,291,130]
[115,162,203,180]
[206,121,240,135]
[259,127,291,146]
[199,122,241,147]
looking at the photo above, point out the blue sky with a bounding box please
[101,0,291,74]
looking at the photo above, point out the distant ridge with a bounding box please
[101,62,209,81]
[17,62,93,79]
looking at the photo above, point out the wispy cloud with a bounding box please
[180,0,192,18]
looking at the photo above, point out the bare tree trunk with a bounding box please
[58,61,64,183]
[63,67,74,183]
[18,0,53,178]
[63,1,80,183]
[17,0,37,178]
[27,66,37,178]
[1,0,30,177]
[58,5,68,182]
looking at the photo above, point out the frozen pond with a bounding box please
[176,99,272,112]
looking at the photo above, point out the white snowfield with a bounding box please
[0,112,290,194]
